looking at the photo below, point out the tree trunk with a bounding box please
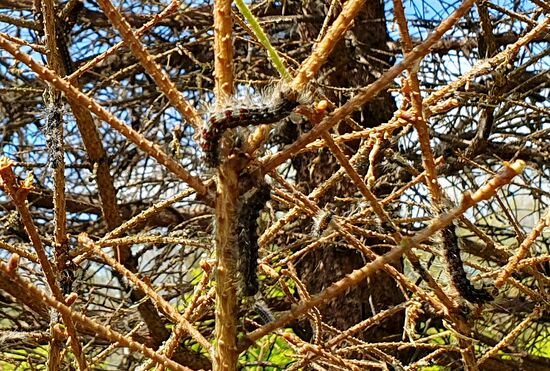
[288,0,406,344]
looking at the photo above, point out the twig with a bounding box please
[242,160,525,349]
[211,0,240,369]
[291,0,371,91]
[40,0,82,367]
[0,158,86,369]
[0,261,193,371]
[424,16,550,107]
[78,234,213,354]
[0,35,210,201]
[234,0,291,81]
[102,189,197,240]
[67,1,178,81]
[151,263,213,371]
[241,241,408,349]
[263,0,477,173]
[392,0,442,204]
[96,0,202,129]
[495,207,550,289]
[0,240,38,263]
[477,305,542,366]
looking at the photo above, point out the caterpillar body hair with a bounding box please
[442,225,493,304]
[199,83,312,167]
[236,183,272,297]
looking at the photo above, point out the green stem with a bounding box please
[234,0,291,80]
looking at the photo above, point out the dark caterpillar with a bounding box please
[254,300,275,324]
[442,225,493,304]
[43,101,64,169]
[200,86,307,167]
[236,183,271,296]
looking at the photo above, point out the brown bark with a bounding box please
[286,0,406,345]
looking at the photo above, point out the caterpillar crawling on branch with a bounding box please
[200,84,311,167]
[442,225,493,304]
[236,182,271,297]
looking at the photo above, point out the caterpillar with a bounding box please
[254,300,275,324]
[312,208,333,237]
[236,183,271,297]
[200,84,310,167]
[442,225,493,304]
[43,101,64,169]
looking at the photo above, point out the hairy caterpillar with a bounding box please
[200,84,311,167]
[254,300,275,324]
[236,183,271,296]
[442,225,493,304]
[312,209,333,237]
[43,101,64,169]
